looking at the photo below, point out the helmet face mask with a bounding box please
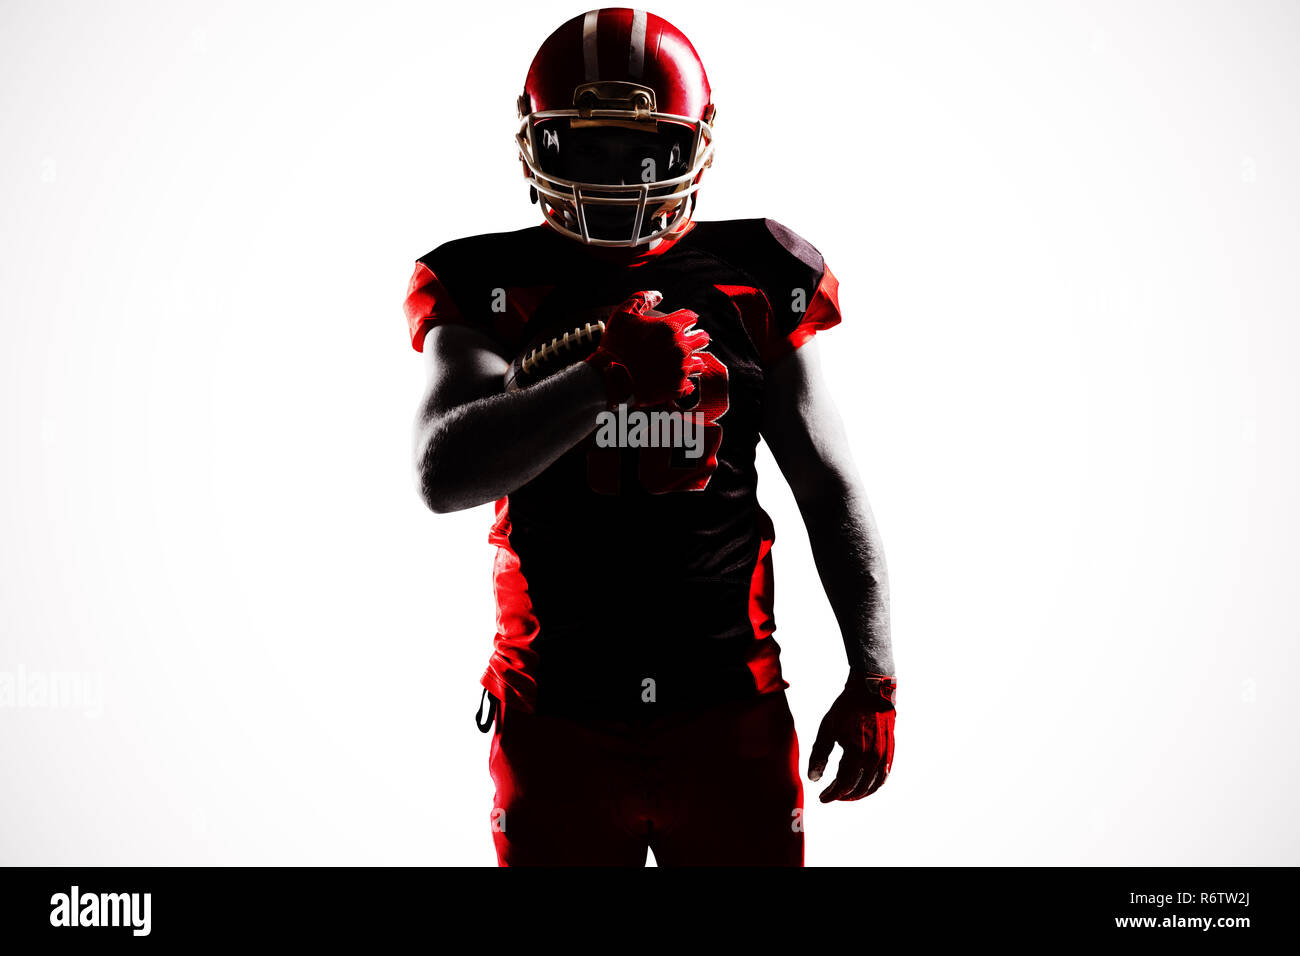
[517,9,715,248]
[520,114,711,244]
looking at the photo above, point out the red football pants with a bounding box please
[489,690,804,866]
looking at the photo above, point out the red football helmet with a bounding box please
[517,9,716,247]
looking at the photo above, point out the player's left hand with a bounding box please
[807,671,897,802]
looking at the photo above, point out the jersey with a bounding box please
[404,218,842,720]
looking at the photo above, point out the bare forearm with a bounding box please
[417,361,606,512]
[796,474,894,675]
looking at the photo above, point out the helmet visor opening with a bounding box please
[533,118,696,188]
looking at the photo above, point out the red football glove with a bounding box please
[807,672,897,802]
[586,290,710,408]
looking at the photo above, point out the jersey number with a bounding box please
[587,352,729,494]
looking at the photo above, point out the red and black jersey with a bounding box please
[404,218,842,719]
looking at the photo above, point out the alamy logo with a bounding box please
[49,886,151,936]
[595,404,704,459]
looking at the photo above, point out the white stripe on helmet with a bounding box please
[628,10,647,78]
[582,10,600,80]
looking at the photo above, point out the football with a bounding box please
[503,304,665,391]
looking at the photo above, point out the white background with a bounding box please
[1,0,1297,866]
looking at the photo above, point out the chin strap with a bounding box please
[475,687,499,733]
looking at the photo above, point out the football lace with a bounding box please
[519,320,606,379]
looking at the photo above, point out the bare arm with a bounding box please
[762,339,896,802]
[412,288,708,513]
[761,340,893,675]
[412,323,607,513]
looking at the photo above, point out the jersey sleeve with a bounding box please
[403,260,466,352]
[760,219,842,363]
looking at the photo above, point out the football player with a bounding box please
[406,8,896,866]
